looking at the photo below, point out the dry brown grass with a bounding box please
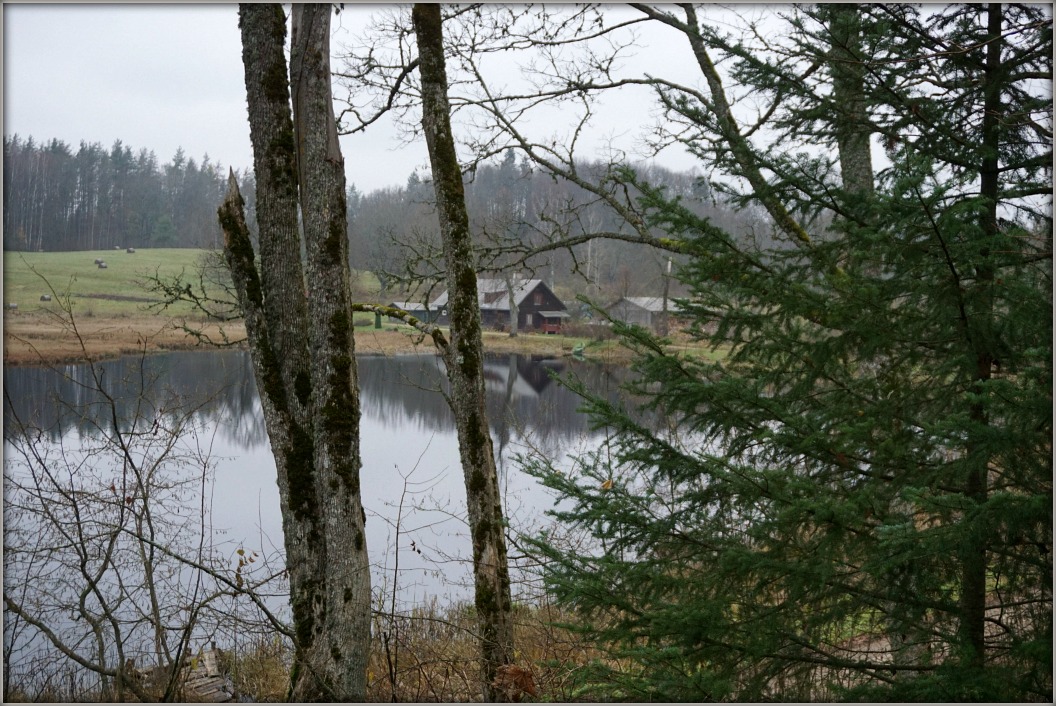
[366,600,606,702]
[4,310,659,367]
[21,601,601,702]
[224,636,292,702]
[2,310,249,365]
[2,312,440,366]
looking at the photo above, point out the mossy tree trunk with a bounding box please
[230,4,369,700]
[411,4,515,701]
[289,4,371,699]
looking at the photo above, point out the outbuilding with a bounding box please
[608,296,682,331]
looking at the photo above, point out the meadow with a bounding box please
[3,247,405,327]
[3,248,715,365]
[4,248,215,318]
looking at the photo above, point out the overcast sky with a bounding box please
[3,4,727,193]
[4,4,428,191]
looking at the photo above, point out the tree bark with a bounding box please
[959,1,1002,672]
[290,5,371,699]
[219,174,329,699]
[659,256,671,336]
[504,272,519,337]
[235,6,325,697]
[412,4,515,700]
[824,4,875,198]
[233,4,370,700]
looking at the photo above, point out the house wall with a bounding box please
[611,301,652,327]
[435,281,569,331]
[481,309,507,329]
[518,286,566,330]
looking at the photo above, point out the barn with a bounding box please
[608,296,682,330]
[432,278,569,334]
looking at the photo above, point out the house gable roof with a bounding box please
[613,296,682,313]
[432,278,563,311]
[388,301,427,312]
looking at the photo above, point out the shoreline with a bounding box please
[3,312,632,367]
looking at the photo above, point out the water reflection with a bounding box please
[2,350,266,447]
[4,350,630,455]
[358,353,629,465]
[3,349,631,593]
[4,348,640,694]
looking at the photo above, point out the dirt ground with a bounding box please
[2,311,596,366]
[3,313,240,365]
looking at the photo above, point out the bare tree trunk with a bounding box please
[412,4,515,700]
[659,256,671,336]
[504,272,519,337]
[232,4,369,700]
[290,4,371,700]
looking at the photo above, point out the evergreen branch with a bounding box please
[912,184,973,350]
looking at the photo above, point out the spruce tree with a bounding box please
[524,4,1051,701]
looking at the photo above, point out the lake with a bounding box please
[3,348,631,616]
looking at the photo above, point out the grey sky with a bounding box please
[3,4,724,193]
[3,3,431,191]
[5,5,252,172]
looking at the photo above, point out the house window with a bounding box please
[533,292,543,305]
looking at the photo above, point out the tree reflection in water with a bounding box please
[4,349,635,607]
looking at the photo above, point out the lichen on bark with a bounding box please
[232,4,371,701]
[412,4,516,700]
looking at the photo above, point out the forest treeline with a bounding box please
[350,149,766,300]
[2,135,246,253]
[4,134,761,300]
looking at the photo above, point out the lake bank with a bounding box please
[3,310,642,366]
[3,249,718,367]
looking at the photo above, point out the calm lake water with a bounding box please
[4,349,630,609]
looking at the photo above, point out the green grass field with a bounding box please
[4,249,720,361]
[3,248,218,318]
[3,249,386,322]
